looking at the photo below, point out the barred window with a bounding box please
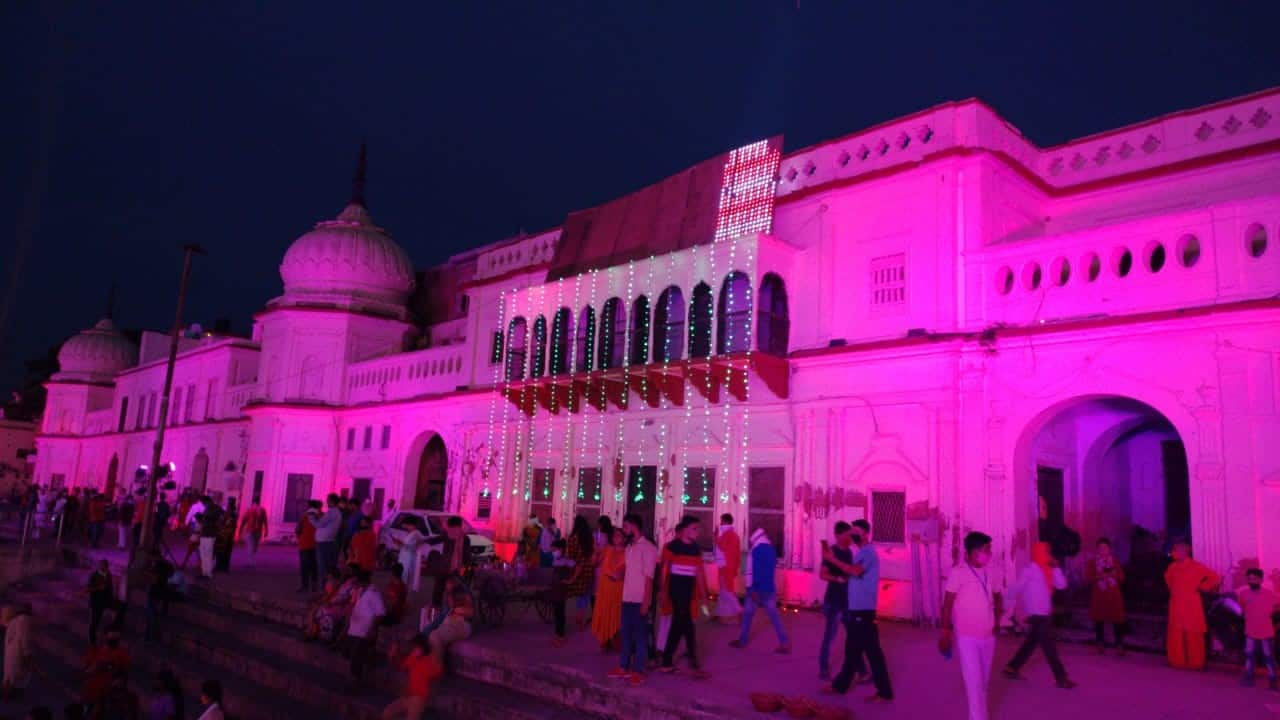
[871,490,906,544]
[681,467,716,551]
[530,469,555,524]
[870,254,907,311]
[748,466,786,559]
[476,491,492,520]
[575,467,603,528]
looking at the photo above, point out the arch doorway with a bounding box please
[105,455,119,498]
[411,435,447,511]
[191,449,210,493]
[1015,395,1191,611]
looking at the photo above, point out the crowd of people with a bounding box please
[3,478,1278,720]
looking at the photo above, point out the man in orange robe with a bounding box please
[714,514,742,623]
[1163,541,1221,670]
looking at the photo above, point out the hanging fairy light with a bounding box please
[484,287,507,502]
[493,289,512,505]
[560,273,583,503]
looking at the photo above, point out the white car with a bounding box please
[377,510,495,573]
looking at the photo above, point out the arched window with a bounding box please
[550,308,572,376]
[629,295,650,366]
[575,305,596,372]
[653,286,685,362]
[757,273,789,356]
[505,317,528,381]
[688,282,714,359]
[716,271,752,354]
[598,298,626,370]
[531,316,548,379]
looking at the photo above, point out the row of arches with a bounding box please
[504,272,789,381]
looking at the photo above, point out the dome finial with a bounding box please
[350,142,367,208]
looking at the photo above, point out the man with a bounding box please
[611,513,658,685]
[152,493,172,548]
[1003,542,1075,688]
[144,547,174,641]
[87,560,125,645]
[346,570,385,690]
[730,527,790,653]
[940,532,1002,720]
[432,516,472,609]
[1164,541,1221,670]
[659,517,709,678]
[817,521,855,680]
[825,519,893,703]
[314,494,343,577]
[296,500,321,592]
[1236,567,1278,689]
[713,514,741,625]
[196,496,222,580]
[238,500,268,567]
[87,493,107,548]
[539,517,557,568]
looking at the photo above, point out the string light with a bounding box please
[493,289,511,511]
[560,273,583,504]
[482,287,506,503]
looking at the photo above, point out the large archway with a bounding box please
[409,434,448,511]
[1013,395,1192,610]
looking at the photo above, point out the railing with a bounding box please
[474,229,560,281]
[346,345,471,404]
[83,409,116,435]
[225,382,261,416]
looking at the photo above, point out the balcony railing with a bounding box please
[346,346,471,404]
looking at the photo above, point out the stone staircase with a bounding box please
[5,559,608,720]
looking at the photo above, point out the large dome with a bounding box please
[278,202,415,305]
[55,318,138,382]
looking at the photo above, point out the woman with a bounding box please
[565,516,596,628]
[305,565,361,644]
[397,517,428,593]
[591,527,626,650]
[147,669,184,720]
[2,603,33,700]
[1086,538,1126,654]
[213,498,238,573]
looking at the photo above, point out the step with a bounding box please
[31,590,394,719]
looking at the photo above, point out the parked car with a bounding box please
[377,510,495,572]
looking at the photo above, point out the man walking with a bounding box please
[196,496,222,580]
[818,521,856,680]
[713,514,741,625]
[87,559,125,645]
[314,494,343,577]
[1002,542,1076,688]
[238,500,268,568]
[825,519,893,703]
[659,517,710,678]
[610,514,657,685]
[730,527,790,653]
[940,532,1002,720]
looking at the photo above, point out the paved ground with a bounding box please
[44,537,1280,719]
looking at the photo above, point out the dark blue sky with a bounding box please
[3,1,1278,398]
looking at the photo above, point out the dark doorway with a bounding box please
[1161,441,1192,543]
[352,478,372,506]
[283,473,313,523]
[105,455,119,499]
[626,466,657,541]
[1036,465,1065,544]
[413,435,447,511]
[530,469,555,524]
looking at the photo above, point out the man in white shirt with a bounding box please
[940,532,1002,720]
[1001,541,1075,688]
[612,513,659,684]
[346,570,386,689]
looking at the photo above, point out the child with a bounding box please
[1237,568,1278,689]
[940,532,1002,720]
[549,538,575,647]
[383,634,443,720]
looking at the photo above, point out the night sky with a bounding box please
[3,2,1279,400]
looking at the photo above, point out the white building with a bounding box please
[34,89,1280,615]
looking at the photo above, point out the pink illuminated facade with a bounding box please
[34,89,1280,618]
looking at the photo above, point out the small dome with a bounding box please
[278,202,415,305]
[55,318,138,382]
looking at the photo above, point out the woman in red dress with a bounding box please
[1086,538,1126,654]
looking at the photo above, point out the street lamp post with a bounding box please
[130,244,206,574]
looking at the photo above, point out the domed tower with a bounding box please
[254,146,417,404]
[44,291,139,435]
